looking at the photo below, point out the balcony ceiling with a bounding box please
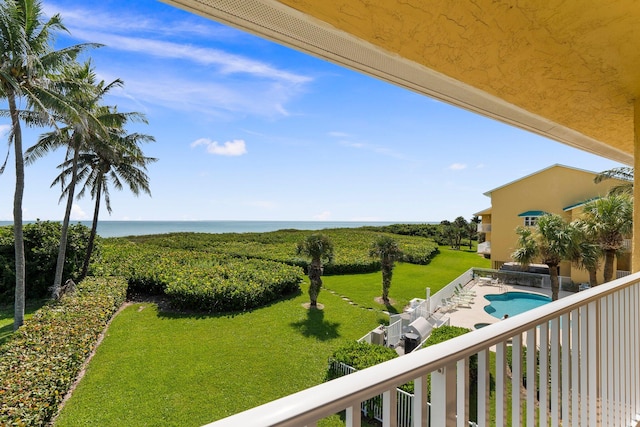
[163,0,640,165]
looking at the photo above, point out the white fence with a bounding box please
[387,318,403,348]
[328,360,417,427]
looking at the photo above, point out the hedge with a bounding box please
[120,228,439,275]
[0,221,97,302]
[95,242,304,312]
[0,277,128,426]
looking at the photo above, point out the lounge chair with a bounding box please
[452,295,472,308]
[441,298,457,312]
[456,284,476,296]
[454,288,474,303]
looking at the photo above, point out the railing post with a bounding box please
[430,362,457,426]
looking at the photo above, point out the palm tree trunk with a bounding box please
[52,146,80,299]
[79,181,102,280]
[9,93,25,330]
[603,249,616,283]
[549,264,560,301]
[588,268,598,287]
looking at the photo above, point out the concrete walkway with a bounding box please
[441,279,573,330]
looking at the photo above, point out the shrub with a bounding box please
[0,277,127,426]
[96,242,304,312]
[326,341,413,393]
[0,221,97,302]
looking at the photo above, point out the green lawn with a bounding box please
[55,244,490,426]
[323,246,490,314]
[55,290,386,427]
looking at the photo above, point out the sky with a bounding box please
[0,0,626,223]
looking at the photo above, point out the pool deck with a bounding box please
[442,279,573,330]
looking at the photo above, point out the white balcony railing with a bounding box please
[477,223,491,233]
[477,241,490,254]
[205,272,640,427]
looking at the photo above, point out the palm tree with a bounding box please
[594,166,633,195]
[369,235,402,303]
[569,218,602,287]
[66,126,156,280]
[26,64,125,299]
[579,194,633,283]
[512,214,577,301]
[0,0,97,327]
[296,234,334,308]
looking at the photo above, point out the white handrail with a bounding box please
[205,272,640,427]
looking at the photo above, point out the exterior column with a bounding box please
[634,97,640,272]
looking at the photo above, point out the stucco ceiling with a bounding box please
[162,0,640,165]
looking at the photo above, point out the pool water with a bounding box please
[484,291,552,319]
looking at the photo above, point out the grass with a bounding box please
[54,243,490,426]
[54,290,386,427]
[323,246,490,314]
[0,299,47,346]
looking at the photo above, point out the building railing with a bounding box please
[477,241,490,254]
[477,223,491,232]
[204,272,640,427]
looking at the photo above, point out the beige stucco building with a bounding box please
[476,164,630,285]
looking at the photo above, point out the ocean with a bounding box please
[0,220,417,238]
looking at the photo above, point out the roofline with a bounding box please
[482,164,603,197]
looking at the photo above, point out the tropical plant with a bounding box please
[512,214,577,300]
[570,218,602,286]
[594,166,633,196]
[26,63,133,298]
[369,235,402,303]
[579,194,633,283]
[50,110,156,280]
[296,233,334,308]
[0,0,97,327]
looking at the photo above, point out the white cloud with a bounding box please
[191,138,247,156]
[313,211,332,220]
[449,163,467,170]
[70,204,89,220]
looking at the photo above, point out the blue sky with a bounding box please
[0,0,625,222]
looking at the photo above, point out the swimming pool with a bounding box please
[484,291,552,319]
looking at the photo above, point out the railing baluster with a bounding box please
[430,363,456,426]
[539,322,548,427]
[587,301,597,426]
[560,311,579,427]
[477,350,489,426]
[345,402,361,427]
[624,286,630,424]
[526,328,536,426]
[413,375,428,427]
[512,334,522,427]
[630,284,640,422]
[570,310,579,425]
[456,358,467,427]
[495,342,506,427]
[600,295,609,426]
[580,305,588,424]
[614,292,620,426]
[607,292,614,426]
[382,388,397,427]
[550,317,560,425]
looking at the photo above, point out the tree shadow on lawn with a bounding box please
[289,307,340,341]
